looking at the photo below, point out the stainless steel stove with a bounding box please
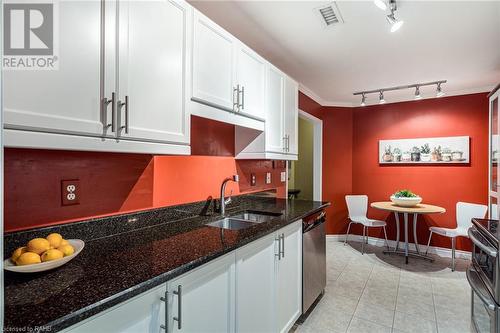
[468,219,500,333]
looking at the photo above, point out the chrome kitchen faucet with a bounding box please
[220,175,239,216]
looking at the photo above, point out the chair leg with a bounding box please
[452,237,456,272]
[362,226,365,255]
[344,222,353,246]
[425,231,433,255]
[383,226,390,250]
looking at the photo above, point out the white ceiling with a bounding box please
[190,0,500,106]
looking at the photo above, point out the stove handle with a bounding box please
[468,228,497,257]
[466,265,497,311]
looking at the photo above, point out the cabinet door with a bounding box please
[236,45,266,121]
[284,77,299,155]
[117,0,190,144]
[490,91,500,219]
[65,284,166,333]
[266,66,285,153]
[3,1,104,136]
[167,253,235,333]
[192,10,235,112]
[276,221,302,333]
[235,233,277,333]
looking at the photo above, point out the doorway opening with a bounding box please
[288,110,322,201]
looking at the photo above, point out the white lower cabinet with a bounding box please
[236,220,302,333]
[166,253,236,333]
[63,222,302,333]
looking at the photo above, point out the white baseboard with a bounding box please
[326,234,472,260]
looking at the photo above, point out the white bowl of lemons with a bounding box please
[4,233,84,273]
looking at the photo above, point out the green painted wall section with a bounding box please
[290,117,314,200]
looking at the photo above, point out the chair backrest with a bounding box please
[345,195,368,221]
[456,202,488,229]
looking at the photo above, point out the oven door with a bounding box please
[469,227,498,298]
[467,266,500,333]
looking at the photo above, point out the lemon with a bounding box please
[46,233,63,248]
[27,238,51,255]
[59,239,69,247]
[11,246,27,262]
[41,249,64,262]
[16,252,41,266]
[58,244,75,257]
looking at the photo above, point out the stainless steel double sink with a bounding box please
[206,210,282,230]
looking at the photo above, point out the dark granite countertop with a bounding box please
[4,195,330,332]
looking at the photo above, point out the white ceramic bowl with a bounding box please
[390,196,422,207]
[4,239,85,273]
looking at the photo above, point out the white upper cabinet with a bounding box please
[4,0,191,155]
[235,66,299,161]
[117,0,191,145]
[235,45,267,121]
[284,77,299,156]
[192,10,235,112]
[3,0,103,136]
[266,66,286,153]
[190,9,265,131]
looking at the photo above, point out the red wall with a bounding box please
[299,93,354,235]
[352,93,489,251]
[4,116,286,232]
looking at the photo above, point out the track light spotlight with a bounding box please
[414,86,422,100]
[361,93,366,106]
[386,12,404,32]
[379,91,386,104]
[436,83,445,97]
[373,0,387,11]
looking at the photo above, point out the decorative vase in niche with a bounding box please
[420,153,431,162]
[402,152,411,162]
[451,151,463,161]
[411,152,420,162]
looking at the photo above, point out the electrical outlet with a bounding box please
[266,172,272,184]
[61,179,80,206]
[281,171,286,182]
[250,173,256,186]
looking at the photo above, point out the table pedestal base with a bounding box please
[383,249,435,263]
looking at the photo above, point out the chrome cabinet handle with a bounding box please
[275,235,281,260]
[233,85,240,112]
[118,95,129,134]
[280,233,285,258]
[287,135,290,152]
[468,228,497,257]
[160,290,168,330]
[102,92,116,132]
[283,136,287,152]
[173,285,182,330]
[240,86,245,110]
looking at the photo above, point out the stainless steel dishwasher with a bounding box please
[302,210,327,314]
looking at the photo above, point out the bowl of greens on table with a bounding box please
[390,190,422,207]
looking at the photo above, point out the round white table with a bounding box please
[371,202,446,264]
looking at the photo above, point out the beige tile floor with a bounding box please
[296,240,472,333]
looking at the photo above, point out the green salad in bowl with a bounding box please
[390,190,422,207]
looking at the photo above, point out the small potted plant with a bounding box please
[382,145,393,162]
[420,143,431,162]
[390,189,423,207]
[411,146,421,162]
[431,146,441,162]
[451,150,463,161]
[392,147,402,162]
[441,147,452,162]
[402,151,411,162]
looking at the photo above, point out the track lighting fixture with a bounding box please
[373,0,387,11]
[361,93,366,106]
[354,80,447,106]
[386,0,404,32]
[379,91,386,104]
[414,86,422,100]
[436,83,445,97]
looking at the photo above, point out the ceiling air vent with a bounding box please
[317,3,344,27]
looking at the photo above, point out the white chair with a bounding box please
[345,195,389,254]
[425,202,487,271]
